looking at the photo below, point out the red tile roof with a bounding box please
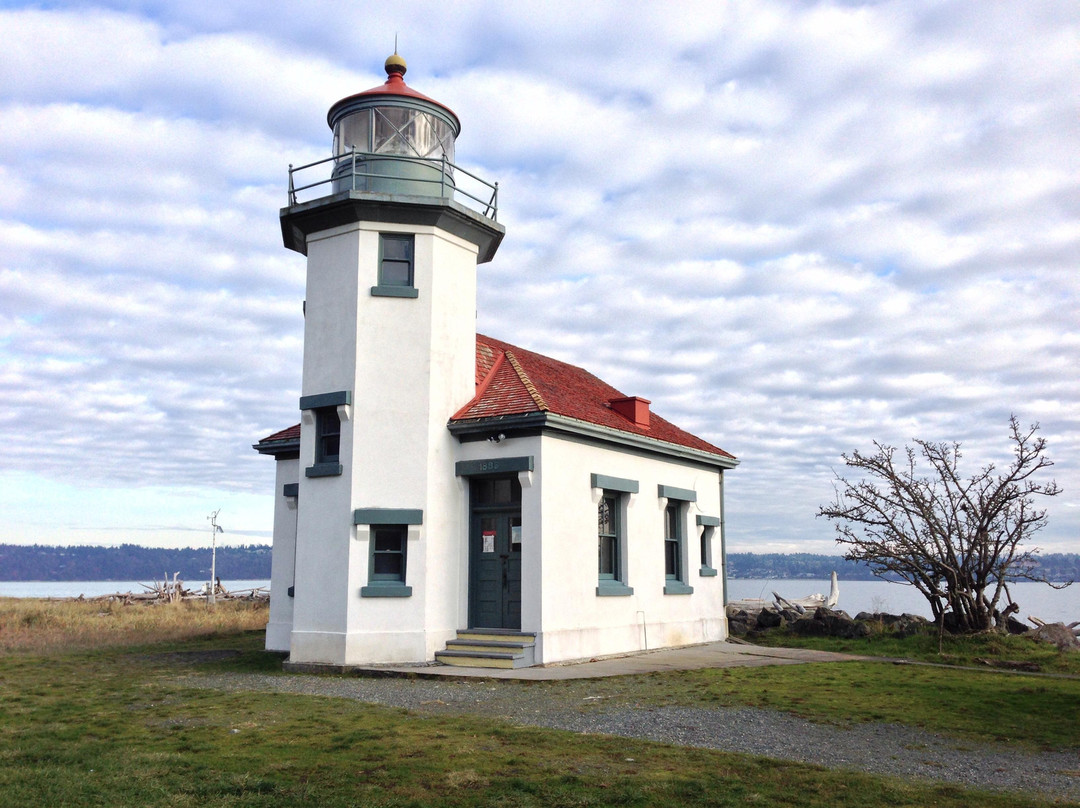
[452,335,734,460]
[260,424,300,443]
[257,335,733,462]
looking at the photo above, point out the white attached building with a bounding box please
[255,55,739,670]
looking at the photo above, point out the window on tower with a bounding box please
[370,525,407,582]
[372,233,418,298]
[316,407,341,464]
[299,390,350,478]
[355,508,421,598]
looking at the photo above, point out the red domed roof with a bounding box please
[327,55,459,128]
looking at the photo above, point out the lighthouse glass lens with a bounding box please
[373,107,414,155]
[334,110,371,155]
[372,107,455,161]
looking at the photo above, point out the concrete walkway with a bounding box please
[349,641,868,680]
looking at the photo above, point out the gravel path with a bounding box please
[186,671,1080,800]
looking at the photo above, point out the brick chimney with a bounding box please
[609,395,650,428]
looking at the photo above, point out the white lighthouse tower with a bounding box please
[278,54,503,665]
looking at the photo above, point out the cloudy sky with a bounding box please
[1,1,1077,556]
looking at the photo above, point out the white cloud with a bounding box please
[0,0,1077,556]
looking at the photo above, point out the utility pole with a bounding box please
[207,509,223,605]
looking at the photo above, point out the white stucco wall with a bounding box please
[534,434,727,664]
[289,219,482,666]
[288,221,361,664]
[452,430,728,665]
[265,456,299,652]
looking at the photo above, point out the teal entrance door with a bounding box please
[468,475,522,630]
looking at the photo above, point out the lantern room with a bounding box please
[327,53,460,198]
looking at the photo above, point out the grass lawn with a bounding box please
[748,626,1080,675]
[1,598,1078,807]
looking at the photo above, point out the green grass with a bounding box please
[747,625,1080,675]
[557,662,1080,750]
[1,601,1078,806]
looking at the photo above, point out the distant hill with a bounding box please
[0,543,271,582]
[726,553,884,581]
[726,552,1079,583]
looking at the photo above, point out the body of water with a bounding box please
[0,580,270,599]
[728,578,1079,625]
[3,578,1075,626]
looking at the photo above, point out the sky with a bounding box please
[1,1,1077,556]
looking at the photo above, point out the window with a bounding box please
[598,494,618,580]
[361,524,410,597]
[306,406,342,477]
[658,484,695,595]
[355,508,422,598]
[664,503,681,580]
[300,391,350,478]
[590,474,636,596]
[370,525,406,582]
[316,407,340,464]
[697,515,719,577]
[371,233,418,298]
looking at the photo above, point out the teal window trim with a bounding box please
[590,473,639,494]
[353,508,423,525]
[306,462,342,478]
[663,581,694,595]
[377,232,415,290]
[300,391,350,478]
[361,583,413,597]
[699,521,717,576]
[282,483,299,498]
[597,488,633,595]
[371,285,419,298]
[299,390,351,410]
[455,456,534,477]
[596,580,634,597]
[696,515,720,527]
[362,524,411,597]
[662,499,693,594]
[658,484,696,502]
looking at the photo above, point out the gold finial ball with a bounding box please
[385,53,407,76]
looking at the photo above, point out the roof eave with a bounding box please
[449,412,738,470]
[253,437,301,458]
[447,411,549,436]
[544,413,739,470]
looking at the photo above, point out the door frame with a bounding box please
[466,474,523,630]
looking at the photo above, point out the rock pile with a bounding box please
[726,604,931,639]
[726,603,1080,651]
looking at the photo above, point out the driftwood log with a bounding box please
[56,576,268,605]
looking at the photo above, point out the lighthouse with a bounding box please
[257,53,737,672]
[273,54,503,665]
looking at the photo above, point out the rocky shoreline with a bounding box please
[726,604,1080,651]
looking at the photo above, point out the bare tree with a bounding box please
[819,416,1064,633]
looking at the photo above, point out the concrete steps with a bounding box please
[435,629,537,669]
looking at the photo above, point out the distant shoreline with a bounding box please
[1,544,1076,583]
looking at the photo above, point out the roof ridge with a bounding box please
[504,350,549,411]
